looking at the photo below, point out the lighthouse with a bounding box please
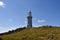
[27,11,32,28]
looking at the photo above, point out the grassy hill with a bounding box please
[0,26,60,40]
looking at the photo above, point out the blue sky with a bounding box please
[0,0,60,33]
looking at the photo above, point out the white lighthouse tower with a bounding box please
[27,11,32,28]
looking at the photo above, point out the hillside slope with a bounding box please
[0,26,60,40]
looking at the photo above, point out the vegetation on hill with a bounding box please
[0,27,26,36]
[0,26,60,40]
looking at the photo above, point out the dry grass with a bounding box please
[0,26,60,40]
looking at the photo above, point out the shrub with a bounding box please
[0,37,2,40]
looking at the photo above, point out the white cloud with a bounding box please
[0,26,6,33]
[8,25,24,31]
[8,18,13,22]
[24,21,27,24]
[24,21,27,27]
[37,19,46,23]
[0,27,3,29]
[32,18,36,20]
[0,1,6,8]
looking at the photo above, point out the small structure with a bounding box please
[27,11,32,28]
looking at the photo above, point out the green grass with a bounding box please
[0,26,60,40]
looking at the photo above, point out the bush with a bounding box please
[0,37,2,40]
[49,26,52,28]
